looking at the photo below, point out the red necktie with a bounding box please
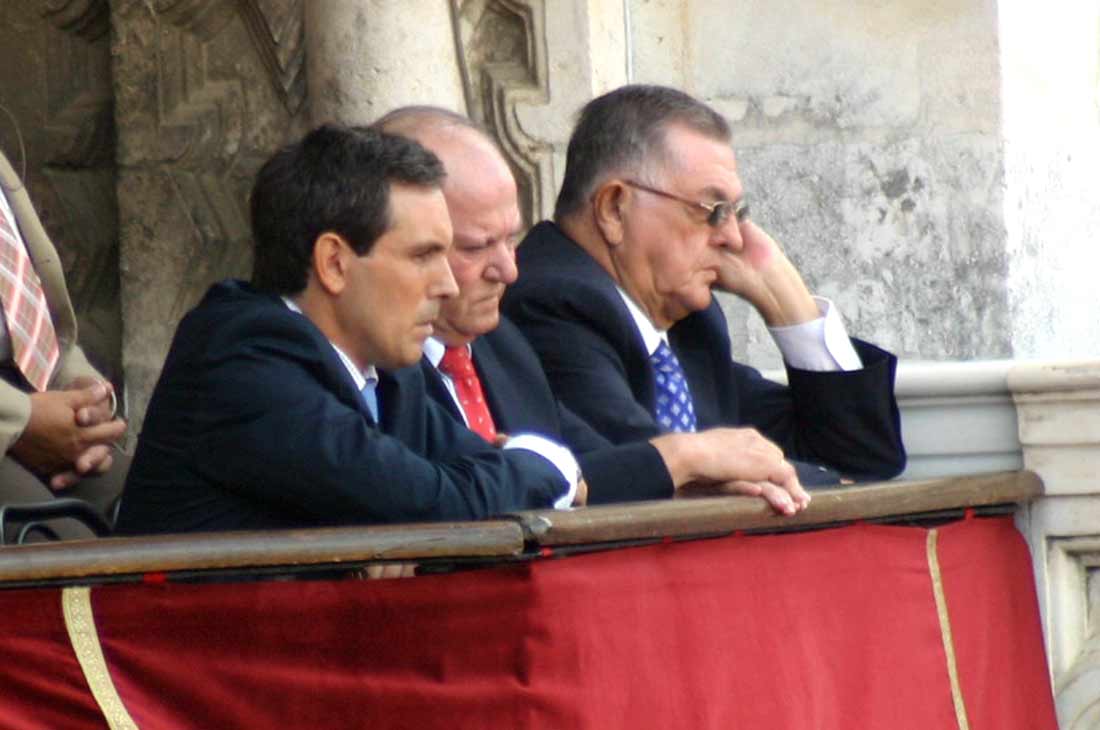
[438,346,497,443]
[0,200,59,391]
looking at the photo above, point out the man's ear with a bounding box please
[592,180,628,247]
[311,232,352,296]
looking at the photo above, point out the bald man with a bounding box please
[376,107,812,513]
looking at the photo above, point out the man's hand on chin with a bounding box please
[715,220,818,327]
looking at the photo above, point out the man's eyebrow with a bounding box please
[700,184,742,203]
[413,239,448,253]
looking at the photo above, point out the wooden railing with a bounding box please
[0,470,1041,587]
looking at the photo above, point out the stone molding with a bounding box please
[893,360,1023,479]
[41,0,110,42]
[826,357,1100,720]
[1043,535,1100,729]
[240,0,307,115]
[452,0,553,223]
[111,0,306,425]
[1005,360,1100,727]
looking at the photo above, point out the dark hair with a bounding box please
[553,85,731,220]
[250,123,446,295]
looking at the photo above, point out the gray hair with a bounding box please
[553,85,731,220]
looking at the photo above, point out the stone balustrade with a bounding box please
[894,359,1100,729]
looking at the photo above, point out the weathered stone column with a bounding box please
[305,0,466,125]
[451,0,629,222]
[1008,361,1100,729]
[111,0,307,427]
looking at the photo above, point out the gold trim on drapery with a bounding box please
[926,529,971,730]
[61,586,140,730]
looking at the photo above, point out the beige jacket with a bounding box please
[0,149,103,454]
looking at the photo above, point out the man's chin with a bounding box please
[673,288,714,318]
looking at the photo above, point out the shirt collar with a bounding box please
[422,336,471,370]
[614,286,668,356]
[282,296,377,390]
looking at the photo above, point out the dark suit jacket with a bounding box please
[502,222,906,481]
[115,280,567,535]
[420,318,674,504]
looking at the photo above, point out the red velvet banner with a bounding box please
[0,517,1057,729]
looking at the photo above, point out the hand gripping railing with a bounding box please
[0,470,1042,588]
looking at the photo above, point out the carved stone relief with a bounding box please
[1051,537,1100,729]
[111,0,307,426]
[452,0,554,223]
[0,0,121,381]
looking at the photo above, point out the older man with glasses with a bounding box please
[502,84,906,486]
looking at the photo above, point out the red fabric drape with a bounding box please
[0,517,1058,729]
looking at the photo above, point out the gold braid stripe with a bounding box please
[926,529,971,730]
[61,586,140,730]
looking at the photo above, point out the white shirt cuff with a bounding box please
[767,297,863,372]
[503,433,579,509]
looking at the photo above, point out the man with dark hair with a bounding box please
[116,124,581,535]
[503,85,905,484]
[377,105,810,512]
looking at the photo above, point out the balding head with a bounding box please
[375,107,522,345]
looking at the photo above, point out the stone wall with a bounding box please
[629,0,1011,368]
[1000,3,1100,361]
[2,1,1098,421]
[110,0,308,425]
[0,0,121,384]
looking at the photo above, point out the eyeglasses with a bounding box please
[623,179,749,228]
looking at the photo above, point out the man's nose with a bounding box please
[434,258,460,299]
[712,216,744,254]
[486,242,519,285]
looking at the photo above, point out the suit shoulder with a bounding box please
[168,281,328,373]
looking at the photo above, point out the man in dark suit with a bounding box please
[115,125,583,535]
[501,85,905,483]
[376,107,811,513]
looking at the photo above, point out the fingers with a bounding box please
[362,563,418,579]
[49,445,115,491]
[681,475,810,517]
[79,418,127,446]
[74,445,113,476]
[49,469,81,491]
[573,478,588,506]
[694,427,795,486]
[758,481,799,516]
[787,480,812,510]
[76,401,113,427]
[67,381,111,411]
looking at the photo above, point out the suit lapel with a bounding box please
[470,336,515,432]
[419,355,463,422]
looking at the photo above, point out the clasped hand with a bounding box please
[672,427,812,516]
[11,377,127,490]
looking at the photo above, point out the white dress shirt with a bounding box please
[615,288,863,371]
[423,336,579,509]
[282,297,378,401]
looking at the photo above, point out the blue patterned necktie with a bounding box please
[650,340,696,433]
[361,378,379,422]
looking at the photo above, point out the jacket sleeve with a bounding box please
[733,339,906,481]
[181,317,569,524]
[505,280,665,445]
